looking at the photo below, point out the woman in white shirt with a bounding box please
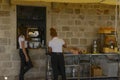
[18,28,33,80]
[48,28,66,80]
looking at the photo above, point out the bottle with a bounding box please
[72,67,76,77]
[110,42,114,49]
[41,40,44,47]
[93,40,97,53]
[47,69,52,80]
[47,61,52,80]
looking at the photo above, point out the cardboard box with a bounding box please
[91,66,102,77]
[103,47,118,53]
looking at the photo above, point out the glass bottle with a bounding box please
[72,67,76,77]
[93,40,97,54]
[47,59,52,80]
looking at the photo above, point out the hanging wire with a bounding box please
[115,0,118,34]
[51,2,54,28]
[115,0,119,46]
[119,0,120,18]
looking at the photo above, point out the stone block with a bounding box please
[84,32,96,38]
[88,9,96,15]
[75,20,81,25]
[0,54,10,61]
[29,67,40,73]
[66,32,73,37]
[88,21,96,26]
[12,62,20,69]
[0,46,5,53]
[111,16,115,20]
[68,20,74,25]
[32,61,40,67]
[62,26,70,31]
[107,21,113,26]
[9,68,19,75]
[84,4,93,9]
[30,54,40,60]
[79,27,85,31]
[2,18,10,24]
[58,32,66,38]
[65,8,73,14]
[0,0,2,3]
[4,31,11,38]
[2,61,12,68]
[78,15,85,20]
[40,55,46,59]
[93,4,100,8]
[60,14,70,19]
[0,11,10,16]
[71,38,79,45]
[74,32,83,37]
[0,38,8,45]
[75,9,80,14]
[64,38,70,45]
[103,9,109,15]
[2,0,10,4]
[11,53,20,61]
[39,60,46,67]
[80,38,87,45]
[0,25,11,30]
[2,5,10,11]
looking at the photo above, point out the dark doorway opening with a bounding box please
[16,5,46,49]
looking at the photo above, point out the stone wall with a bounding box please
[0,0,48,80]
[0,0,119,80]
[51,3,119,51]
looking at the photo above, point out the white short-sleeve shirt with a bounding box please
[18,35,28,49]
[48,37,65,52]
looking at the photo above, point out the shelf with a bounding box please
[65,65,79,67]
[46,54,120,80]
[66,77,79,79]
[64,53,119,56]
[90,76,118,78]
[66,76,119,80]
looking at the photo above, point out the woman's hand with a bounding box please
[25,56,29,62]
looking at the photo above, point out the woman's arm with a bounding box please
[48,47,52,53]
[63,43,67,48]
[63,40,67,48]
[21,41,29,62]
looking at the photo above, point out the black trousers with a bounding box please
[51,53,66,80]
[19,49,33,80]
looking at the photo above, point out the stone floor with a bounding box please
[1,76,119,80]
[0,76,45,80]
[25,78,45,80]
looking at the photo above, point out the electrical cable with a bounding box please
[115,0,119,47]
